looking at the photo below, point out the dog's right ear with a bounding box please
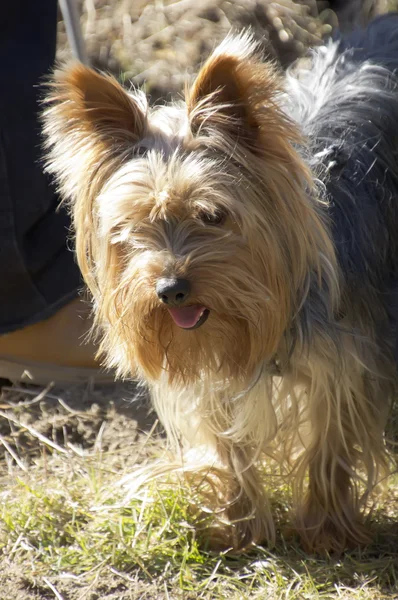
[42,64,147,299]
[42,63,147,201]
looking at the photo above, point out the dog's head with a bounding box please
[43,34,329,385]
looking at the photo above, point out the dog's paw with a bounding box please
[294,509,370,554]
[198,510,272,552]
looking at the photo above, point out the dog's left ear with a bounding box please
[187,34,282,146]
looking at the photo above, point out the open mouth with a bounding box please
[168,305,210,330]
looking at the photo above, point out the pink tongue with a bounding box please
[168,305,206,329]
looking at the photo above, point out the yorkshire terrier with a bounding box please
[42,15,397,553]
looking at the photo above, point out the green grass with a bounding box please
[0,406,397,600]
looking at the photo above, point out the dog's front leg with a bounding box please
[293,359,388,553]
[210,439,274,550]
[152,379,277,550]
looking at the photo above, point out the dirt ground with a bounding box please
[0,380,161,600]
[1,1,398,598]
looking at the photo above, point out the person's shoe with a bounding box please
[0,298,113,385]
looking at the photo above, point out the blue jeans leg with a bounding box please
[0,0,81,334]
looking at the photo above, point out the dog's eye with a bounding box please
[135,147,147,157]
[199,209,226,226]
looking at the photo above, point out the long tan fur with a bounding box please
[42,33,395,553]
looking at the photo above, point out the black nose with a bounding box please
[156,278,191,306]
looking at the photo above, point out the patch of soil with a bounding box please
[0,381,166,600]
[0,380,160,472]
[0,567,192,600]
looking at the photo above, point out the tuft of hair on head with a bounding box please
[42,63,148,293]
